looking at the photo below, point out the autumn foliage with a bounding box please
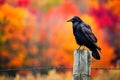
[0,0,120,79]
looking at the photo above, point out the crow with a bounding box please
[67,16,101,60]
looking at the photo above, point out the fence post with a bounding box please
[73,48,92,80]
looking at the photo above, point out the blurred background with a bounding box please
[0,0,120,80]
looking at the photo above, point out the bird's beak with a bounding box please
[67,19,73,22]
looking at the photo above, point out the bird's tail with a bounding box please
[94,43,102,54]
[91,49,101,60]
[94,43,101,51]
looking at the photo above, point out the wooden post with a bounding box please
[73,49,92,80]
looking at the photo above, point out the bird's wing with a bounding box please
[81,23,97,42]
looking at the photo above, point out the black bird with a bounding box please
[67,16,101,60]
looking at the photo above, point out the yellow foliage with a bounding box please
[0,3,35,68]
[87,0,100,9]
[0,3,30,29]
[0,12,4,21]
[107,0,120,16]
[0,3,34,42]
[31,0,63,9]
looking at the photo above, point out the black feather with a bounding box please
[67,16,101,60]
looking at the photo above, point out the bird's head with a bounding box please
[67,16,83,23]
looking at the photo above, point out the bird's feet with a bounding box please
[77,46,81,50]
[78,45,88,50]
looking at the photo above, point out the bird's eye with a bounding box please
[73,18,75,20]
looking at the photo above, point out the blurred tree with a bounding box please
[30,0,63,11]
[0,3,34,71]
[89,1,120,65]
[107,0,120,16]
